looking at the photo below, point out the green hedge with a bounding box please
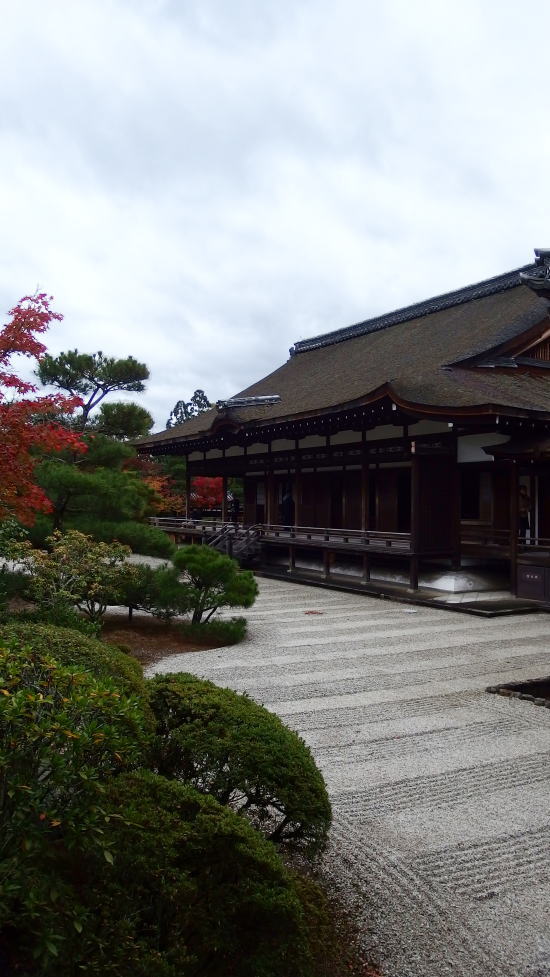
[65,771,314,977]
[25,516,175,559]
[71,518,175,558]
[0,640,148,972]
[0,622,149,708]
[10,770,315,976]
[6,604,102,638]
[178,615,247,645]
[148,673,331,852]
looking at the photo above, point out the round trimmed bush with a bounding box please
[148,673,331,852]
[0,621,144,696]
[25,771,313,977]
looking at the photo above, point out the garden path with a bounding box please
[149,578,550,977]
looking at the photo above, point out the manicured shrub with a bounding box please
[71,516,175,558]
[148,673,331,852]
[146,565,190,620]
[172,545,258,624]
[20,530,135,623]
[178,615,247,645]
[7,603,102,638]
[62,771,313,977]
[24,513,51,549]
[0,641,148,970]
[0,570,30,607]
[0,622,148,704]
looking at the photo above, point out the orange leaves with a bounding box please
[0,294,86,524]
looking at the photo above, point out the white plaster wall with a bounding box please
[271,439,295,450]
[366,424,402,441]
[205,448,223,459]
[189,451,203,461]
[247,442,268,454]
[457,432,509,463]
[225,445,244,456]
[408,420,450,435]
[299,435,326,448]
[330,430,361,445]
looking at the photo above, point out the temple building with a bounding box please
[137,249,550,605]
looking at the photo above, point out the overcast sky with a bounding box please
[1,0,548,428]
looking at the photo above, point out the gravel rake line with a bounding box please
[333,752,550,815]
[276,617,550,648]
[277,691,482,730]
[314,716,532,765]
[412,825,550,900]
[329,816,513,977]
[248,651,550,703]
[199,634,550,684]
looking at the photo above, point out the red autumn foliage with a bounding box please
[191,476,223,511]
[0,294,85,524]
[127,456,187,515]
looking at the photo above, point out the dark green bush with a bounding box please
[62,771,313,977]
[0,623,148,706]
[7,603,102,638]
[178,615,247,645]
[71,517,175,558]
[0,641,148,970]
[148,673,331,852]
[0,570,30,605]
[31,516,176,559]
[172,545,258,623]
[24,514,51,549]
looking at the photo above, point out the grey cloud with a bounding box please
[1,0,548,427]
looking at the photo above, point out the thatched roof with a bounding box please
[137,261,550,452]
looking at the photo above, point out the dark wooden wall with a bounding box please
[417,458,457,551]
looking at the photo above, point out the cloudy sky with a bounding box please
[1,0,548,429]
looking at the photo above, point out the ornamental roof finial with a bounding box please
[216,395,281,410]
[519,249,550,296]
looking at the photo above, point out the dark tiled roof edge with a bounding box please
[290,263,536,355]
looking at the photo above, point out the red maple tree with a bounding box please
[0,294,85,524]
[191,477,223,511]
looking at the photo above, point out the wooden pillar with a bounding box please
[451,453,461,569]
[510,459,519,595]
[266,441,272,526]
[185,470,191,520]
[361,468,369,532]
[410,455,421,591]
[289,544,295,574]
[323,548,330,580]
[266,472,275,526]
[221,475,227,522]
[294,439,301,527]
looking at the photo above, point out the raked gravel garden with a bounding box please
[149,576,550,977]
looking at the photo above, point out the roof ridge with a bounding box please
[290,262,536,356]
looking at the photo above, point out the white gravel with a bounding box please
[148,577,550,977]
